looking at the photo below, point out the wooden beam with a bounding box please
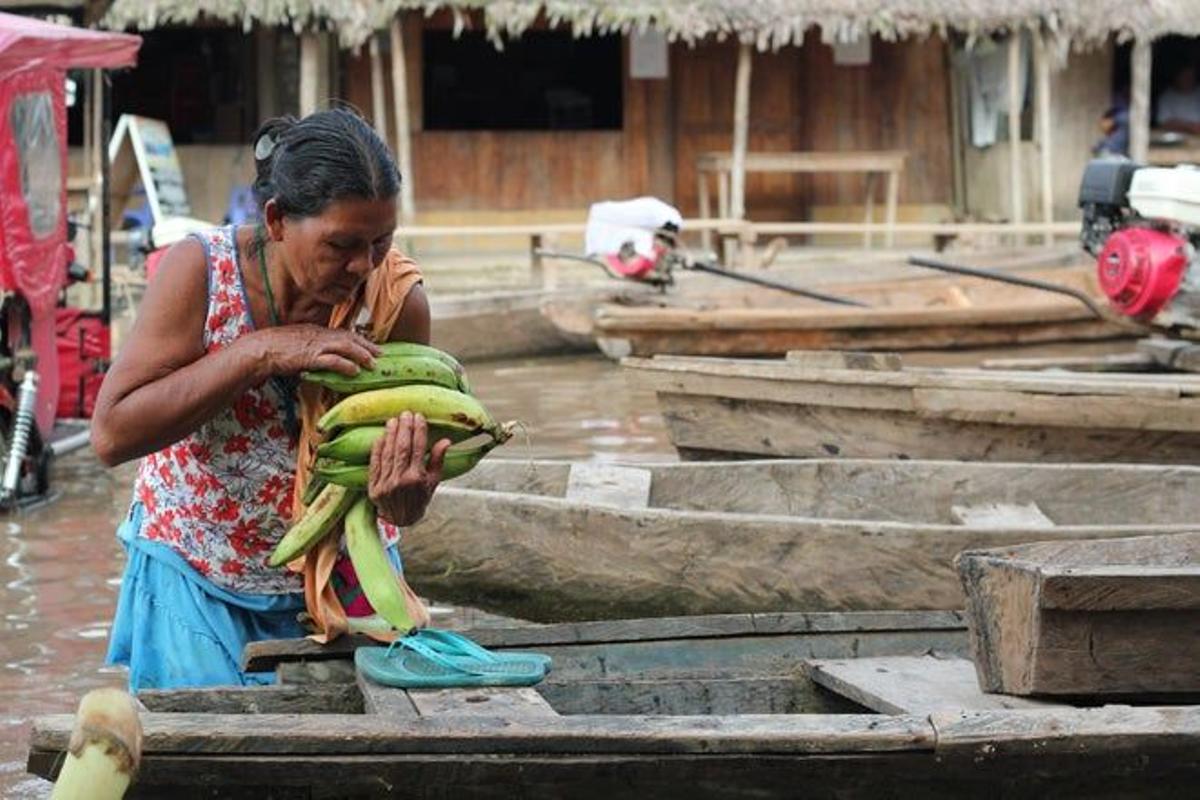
[804,655,1055,714]
[1007,33,1024,242]
[369,34,389,144]
[390,16,416,226]
[1130,38,1153,162]
[299,32,320,116]
[1035,30,1054,244]
[729,42,752,231]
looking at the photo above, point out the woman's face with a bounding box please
[267,195,398,305]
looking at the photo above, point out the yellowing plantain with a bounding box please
[344,494,416,632]
[269,484,358,567]
[316,423,474,464]
[302,355,464,394]
[317,384,499,437]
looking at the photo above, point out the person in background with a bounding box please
[1157,64,1200,135]
[1095,90,1131,157]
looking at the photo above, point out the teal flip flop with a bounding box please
[355,635,546,689]
[412,629,553,674]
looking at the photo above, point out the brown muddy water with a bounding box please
[0,353,670,797]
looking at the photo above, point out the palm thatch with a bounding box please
[101,1,1200,51]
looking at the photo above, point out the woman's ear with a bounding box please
[263,199,285,242]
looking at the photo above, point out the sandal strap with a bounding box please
[385,634,489,676]
[414,629,499,663]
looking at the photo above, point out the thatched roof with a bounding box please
[101,1,1200,51]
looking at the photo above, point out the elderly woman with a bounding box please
[93,110,447,689]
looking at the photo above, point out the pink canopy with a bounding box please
[0,11,140,72]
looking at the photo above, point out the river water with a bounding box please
[0,353,670,797]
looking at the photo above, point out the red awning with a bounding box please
[0,11,140,71]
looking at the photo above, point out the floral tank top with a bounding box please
[131,226,400,594]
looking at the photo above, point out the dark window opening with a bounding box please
[109,27,258,144]
[423,30,622,131]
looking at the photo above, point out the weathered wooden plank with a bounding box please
[356,666,419,717]
[912,387,1200,433]
[28,712,935,756]
[932,706,1200,757]
[949,502,1055,528]
[28,748,1200,800]
[565,463,652,508]
[1138,337,1200,373]
[1039,566,1200,611]
[275,658,359,684]
[536,676,862,715]
[804,655,1053,714]
[137,684,362,714]
[980,352,1157,373]
[246,611,969,674]
[408,687,559,718]
[656,392,1200,464]
[244,636,372,672]
[957,532,1200,696]
[785,350,904,371]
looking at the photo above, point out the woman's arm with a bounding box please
[91,239,378,467]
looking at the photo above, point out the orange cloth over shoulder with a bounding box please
[288,248,431,644]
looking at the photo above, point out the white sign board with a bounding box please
[833,37,872,66]
[630,30,669,79]
[108,114,193,222]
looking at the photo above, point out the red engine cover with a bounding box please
[1097,228,1189,320]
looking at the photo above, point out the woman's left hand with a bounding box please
[368,412,451,527]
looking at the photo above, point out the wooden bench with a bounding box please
[697,150,908,250]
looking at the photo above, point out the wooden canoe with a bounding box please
[28,611,1200,798]
[625,352,1200,462]
[430,285,651,362]
[579,265,1131,359]
[398,458,1200,622]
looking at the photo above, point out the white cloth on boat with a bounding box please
[585,197,682,259]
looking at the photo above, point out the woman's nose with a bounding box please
[347,250,373,275]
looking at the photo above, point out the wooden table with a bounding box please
[696,150,908,249]
[1147,131,1200,165]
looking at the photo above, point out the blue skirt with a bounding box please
[106,502,403,690]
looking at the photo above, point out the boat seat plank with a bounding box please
[243,634,372,672]
[355,666,419,718]
[1038,566,1200,611]
[408,687,559,718]
[566,463,652,508]
[804,655,1057,714]
[950,502,1056,528]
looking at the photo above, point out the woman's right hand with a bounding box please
[241,324,381,378]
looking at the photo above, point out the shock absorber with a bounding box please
[2,370,38,504]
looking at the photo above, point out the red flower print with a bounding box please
[223,434,251,455]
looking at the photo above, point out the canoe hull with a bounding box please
[404,459,1200,622]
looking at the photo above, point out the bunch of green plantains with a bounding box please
[268,343,514,629]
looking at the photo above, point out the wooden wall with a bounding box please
[344,18,956,223]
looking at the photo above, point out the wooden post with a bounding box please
[1007,33,1024,243]
[1034,31,1054,244]
[256,27,278,120]
[390,16,416,228]
[729,42,752,264]
[299,32,319,116]
[369,34,389,144]
[1130,38,1152,163]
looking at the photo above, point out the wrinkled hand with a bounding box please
[369,412,452,527]
[243,324,381,378]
